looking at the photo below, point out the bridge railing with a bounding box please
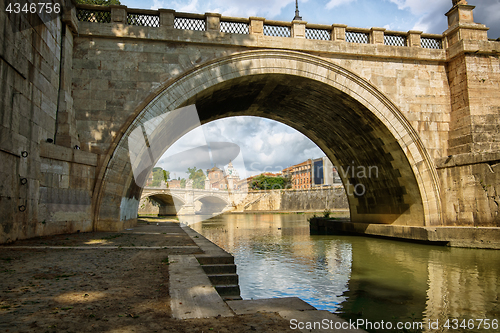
[174,12,206,31]
[384,30,407,46]
[305,24,331,40]
[346,27,371,44]
[421,34,444,49]
[263,20,292,37]
[75,4,444,49]
[126,8,160,27]
[220,16,250,34]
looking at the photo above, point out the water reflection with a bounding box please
[192,214,500,332]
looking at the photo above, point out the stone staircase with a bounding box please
[181,225,242,301]
[198,255,242,301]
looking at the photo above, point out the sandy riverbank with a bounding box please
[0,220,295,332]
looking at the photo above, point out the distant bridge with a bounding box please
[140,186,350,217]
[141,187,245,215]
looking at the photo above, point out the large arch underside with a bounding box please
[182,74,423,225]
[95,50,442,230]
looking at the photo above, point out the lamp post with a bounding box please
[293,0,302,21]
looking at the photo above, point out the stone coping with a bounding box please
[310,218,500,249]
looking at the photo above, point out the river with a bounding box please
[191,213,500,333]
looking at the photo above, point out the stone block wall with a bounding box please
[71,33,247,155]
[447,47,500,155]
[0,2,97,243]
[437,152,500,227]
[72,22,453,162]
[324,55,452,161]
[38,143,96,233]
[243,188,349,212]
[138,197,160,215]
[463,53,500,153]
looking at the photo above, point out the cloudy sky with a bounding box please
[121,0,500,38]
[121,0,500,180]
[156,116,322,180]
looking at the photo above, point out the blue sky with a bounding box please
[122,0,500,180]
[121,0,500,38]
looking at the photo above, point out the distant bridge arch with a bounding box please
[142,190,186,205]
[96,49,442,229]
[141,188,236,216]
[194,193,231,206]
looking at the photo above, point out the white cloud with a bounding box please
[326,0,357,10]
[150,0,299,19]
[387,0,440,16]
[151,0,163,10]
[157,116,324,178]
[151,0,199,11]
[469,0,500,38]
[138,0,498,36]
[210,0,297,18]
[409,1,452,33]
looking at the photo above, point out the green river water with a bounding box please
[191,213,500,333]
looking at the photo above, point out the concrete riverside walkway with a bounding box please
[169,254,234,319]
[173,221,368,332]
[227,298,366,333]
[0,218,368,332]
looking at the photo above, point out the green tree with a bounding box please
[163,170,170,183]
[187,167,206,189]
[251,175,291,190]
[74,0,121,5]
[180,178,186,188]
[151,167,165,187]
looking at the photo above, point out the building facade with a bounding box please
[312,157,341,186]
[283,157,340,190]
[283,160,313,190]
[205,162,241,190]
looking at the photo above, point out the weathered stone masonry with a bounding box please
[0,0,499,243]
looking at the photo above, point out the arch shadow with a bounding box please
[93,50,442,230]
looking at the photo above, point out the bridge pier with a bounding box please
[177,205,196,215]
[158,205,178,216]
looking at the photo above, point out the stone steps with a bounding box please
[201,263,241,300]
[182,225,243,301]
[207,273,239,285]
[168,255,234,319]
[196,254,234,265]
[214,284,242,299]
[201,263,237,274]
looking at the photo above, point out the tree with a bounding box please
[163,170,170,183]
[151,167,166,187]
[187,167,206,189]
[251,175,291,190]
[74,0,121,5]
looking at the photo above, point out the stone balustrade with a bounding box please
[75,4,444,49]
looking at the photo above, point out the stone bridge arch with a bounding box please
[194,194,233,215]
[141,191,186,216]
[194,194,231,206]
[94,49,442,230]
[142,191,186,204]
